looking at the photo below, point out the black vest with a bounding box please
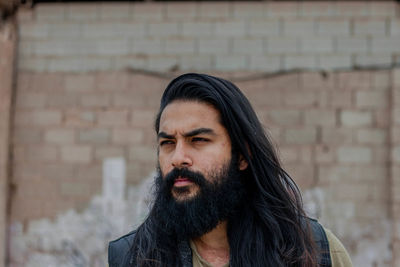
[108,218,332,267]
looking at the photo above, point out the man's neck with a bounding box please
[192,221,230,267]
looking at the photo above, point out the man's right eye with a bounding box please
[160,140,174,146]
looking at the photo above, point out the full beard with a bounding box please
[151,155,246,240]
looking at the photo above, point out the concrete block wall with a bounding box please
[17,1,400,73]
[0,19,17,267]
[12,72,167,221]
[237,70,394,266]
[9,68,397,267]
[6,1,400,266]
[392,69,400,267]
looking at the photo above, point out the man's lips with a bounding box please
[173,177,193,187]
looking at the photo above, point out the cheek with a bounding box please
[209,143,232,163]
[158,155,170,176]
[199,156,224,174]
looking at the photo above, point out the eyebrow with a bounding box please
[157,128,216,140]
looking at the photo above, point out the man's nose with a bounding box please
[171,142,192,168]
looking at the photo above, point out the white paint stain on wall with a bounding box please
[7,168,392,266]
[303,187,392,267]
[8,158,154,267]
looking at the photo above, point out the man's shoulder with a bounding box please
[308,218,353,267]
[323,228,353,267]
[110,230,137,246]
[307,218,332,266]
[307,218,329,244]
[108,231,137,267]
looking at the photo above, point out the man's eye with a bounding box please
[160,140,174,146]
[192,137,209,143]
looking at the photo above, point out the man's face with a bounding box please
[154,100,249,238]
[157,100,245,201]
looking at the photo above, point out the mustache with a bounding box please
[163,168,207,189]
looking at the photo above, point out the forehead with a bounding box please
[158,100,223,133]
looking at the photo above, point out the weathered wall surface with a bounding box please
[11,72,166,221]
[0,18,16,267]
[392,69,400,266]
[9,69,397,267]
[17,1,400,73]
[6,1,400,267]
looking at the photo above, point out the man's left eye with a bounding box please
[192,137,209,143]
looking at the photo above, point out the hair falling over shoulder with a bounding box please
[130,73,319,267]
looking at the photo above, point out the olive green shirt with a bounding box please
[191,228,353,267]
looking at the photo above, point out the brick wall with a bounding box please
[11,72,167,221]
[17,1,400,73]
[392,69,400,267]
[9,68,397,266]
[0,18,16,267]
[7,1,400,266]
[236,70,394,266]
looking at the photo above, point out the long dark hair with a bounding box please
[130,73,318,266]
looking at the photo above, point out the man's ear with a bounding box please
[239,154,248,171]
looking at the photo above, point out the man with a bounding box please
[108,73,352,267]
